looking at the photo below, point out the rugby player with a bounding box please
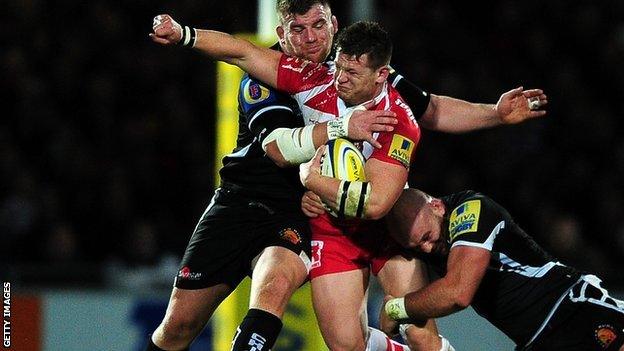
[148,1,547,350]
[381,188,624,351]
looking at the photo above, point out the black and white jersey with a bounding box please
[218,72,305,207]
[430,191,581,346]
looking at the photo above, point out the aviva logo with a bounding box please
[388,134,414,168]
[449,200,481,241]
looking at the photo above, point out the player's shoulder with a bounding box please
[445,191,505,242]
[239,73,288,113]
[388,88,417,125]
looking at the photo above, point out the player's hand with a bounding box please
[299,145,324,187]
[380,294,400,336]
[301,191,325,218]
[348,109,397,148]
[495,86,548,124]
[150,14,183,45]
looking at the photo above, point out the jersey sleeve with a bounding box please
[276,54,332,95]
[238,74,303,143]
[368,104,421,169]
[389,70,430,119]
[448,195,506,251]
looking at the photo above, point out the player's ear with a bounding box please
[376,66,390,83]
[331,15,338,34]
[430,198,445,216]
[276,25,286,43]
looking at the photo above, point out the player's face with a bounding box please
[277,4,337,63]
[334,52,388,106]
[409,203,448,256]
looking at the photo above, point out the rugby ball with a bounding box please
[320,138,367,217]
[321,138,367,181]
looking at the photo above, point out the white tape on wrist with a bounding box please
[327,105,365,140]
[385,297,409,320]
[262,125,316,164]
[398,324,411,341]
[180,25,197,47]
[327,114,350,140]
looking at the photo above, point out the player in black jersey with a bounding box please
[147,1,548,350]
[382,189,624,351]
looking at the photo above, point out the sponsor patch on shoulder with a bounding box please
[449,200,481,241]
[387,134,415,167]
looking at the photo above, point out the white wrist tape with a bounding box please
[327,105,365,140]
[398,324,411,341]
[262,126,316,164]
[385,297,409,320]
[327,114,350,140]
[439,335,455,351]
[181,25,197,47]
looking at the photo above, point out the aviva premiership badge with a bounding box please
[449,200,481,241]
[388,134,415,168]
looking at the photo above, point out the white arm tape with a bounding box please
[327,105,365,140]
[261,125,316,164]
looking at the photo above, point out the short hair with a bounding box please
[386,188,432,244]
[335,21,392,69]
[276,0,331,18]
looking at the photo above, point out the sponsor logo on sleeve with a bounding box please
[387,134,415,168]
[448,200,481,241]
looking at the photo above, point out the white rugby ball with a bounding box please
[320,138,367,217]
[321,138,367,181]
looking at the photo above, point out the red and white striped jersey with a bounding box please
[276,54,421,169]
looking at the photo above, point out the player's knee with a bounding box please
[258,269,300,297]
[325,337,366,351]
[158,314,204,346]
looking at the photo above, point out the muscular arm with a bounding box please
[420,89,547,133]
[402,246,490,320]
[193,30,281,88]
[301,150,408,220]
[151,14,281,88]
[391,73,547,133]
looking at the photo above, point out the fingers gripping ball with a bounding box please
[320,138,367,217]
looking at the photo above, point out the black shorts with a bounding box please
[523,276,624,351]
[174,187,312,290]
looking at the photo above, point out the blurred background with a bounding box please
[2,0,623,350]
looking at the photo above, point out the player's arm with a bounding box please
[384,246,489,322]
[391,72,548,132]
[150,14,280,88]
[299,147,408,220]
[263,108,398,167]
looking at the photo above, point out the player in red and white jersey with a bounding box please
[294,22,446,351]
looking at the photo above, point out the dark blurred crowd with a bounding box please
[2,0,623,288]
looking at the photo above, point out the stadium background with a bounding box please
[2,0,623,350]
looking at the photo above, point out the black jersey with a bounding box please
[429,191,582,346]
[218,72,305,207]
